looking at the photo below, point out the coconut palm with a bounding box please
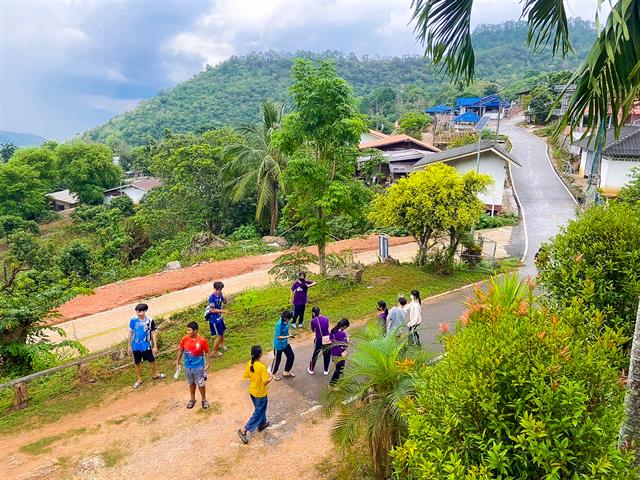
[224,99,287,235]
[323,325,430,480]
[411,0,640,464]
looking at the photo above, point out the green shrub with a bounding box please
[393,275,635,479]
[475,212,519,229]
[0,214,39,237]
[108,195,135,216]
[58,241,93,279]
[537,203,640,336]
[229,224,260,241]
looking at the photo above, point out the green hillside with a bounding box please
[0,131,47,147]
[82,19,595,146]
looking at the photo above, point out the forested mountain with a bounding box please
[0,131,47,147]
[82,19,596,146]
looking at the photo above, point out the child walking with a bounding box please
[407,289,422,346]
[329,318,350,385]
[128,303,166,389]
[237,345,272,444]
[205,281,228,357]
[271,310,296,381]
[175,321,210,409]
[308,306,331,376]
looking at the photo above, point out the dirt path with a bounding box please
[54,235,414,324]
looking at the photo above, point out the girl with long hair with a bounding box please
[308,306,331,375]
[407,289,422,346]
[376,300,389,333]
[237,345,272,444]
[329,318,351,385]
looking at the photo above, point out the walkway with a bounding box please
[501,116,578,277]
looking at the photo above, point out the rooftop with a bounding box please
[602,128,640,159]
[413,140,522,169]
[452,112,481,124]
[575,125,640,152]
[45,189,79,204]
[359,134,439,152]
[456,97,481,107]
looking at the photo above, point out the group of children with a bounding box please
[126,272,422,445]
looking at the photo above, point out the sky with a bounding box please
[0,0,608,140]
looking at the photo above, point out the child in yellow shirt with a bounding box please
[237,345,272,444]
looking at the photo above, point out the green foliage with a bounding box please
[268,247,318,282]
[393,274,635,479]
[57,143,122,204]
[324,326,430,479]
[0,142,17,162]
[229,224,260,241]
[275,59,371,273]
[397,111,432,139]
[537,203,640,336]
[0,162,49,220]
[80,21,595,146]
[58,241,93,280]
[369,163,491,267]
[108,195,135,216]
[475,212,519,229]
[619,166,640,205]
[9,147,59,189]
[0,214,39,237]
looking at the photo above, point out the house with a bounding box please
[456,97,481,115]
[103,177,163,204]
[425,105,453,115]
[552,84,577,117]
[46,189,79,211]
[413,140,522,211]
[358,133,440,181]
[574,125,640,180]
[599,128,640,196]
[451,112,481,130]
[456,95,510,119]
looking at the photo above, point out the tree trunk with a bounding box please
[619,300,640,465]
[318,241,327,275]
[269,194,278,236]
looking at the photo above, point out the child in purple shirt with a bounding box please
[377,300,388,333]
[290,271,315,329]
[329,318,350,385]
[307,306,331,375]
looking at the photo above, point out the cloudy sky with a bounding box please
[0,0,607,140]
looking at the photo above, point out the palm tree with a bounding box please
[411,0,640,464]
[224,99,287,235]
[323,325,430,479]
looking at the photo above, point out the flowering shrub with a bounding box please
[392,275,635,479]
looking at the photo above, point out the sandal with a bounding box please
[273,376,281,381]
[186,399,196,409]
[213,352,223,357]
[202,400,210,409]
[133,380,143,389]
[153,373,166,380]
[282,371,296,378]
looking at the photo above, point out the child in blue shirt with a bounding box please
[270,310,296,381]
[205,281,228,357]
[128,303,166,389]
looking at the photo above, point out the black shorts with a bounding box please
[133,349,155,364]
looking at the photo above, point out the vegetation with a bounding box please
[80,21,596,146]
[537,203,640,337]
[393,274,635,478]
[397,111,431,139]
[475,212,519,229]
[369,163,491,268]
[619,166,640,205]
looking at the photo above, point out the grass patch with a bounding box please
[101,445,126,468]
[197,400,222,415]
[20,427,87,455]
[0,263,490,436]
[315,444,376,480]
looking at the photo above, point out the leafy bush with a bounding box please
[268,247,318,281]
[0,214,39,237]
[108,195,135,216]
[229,224,260,241]
[398,111,432,139]
[475,212,519,229]
[58,241,93,279]
[619,166,640,205]
[537,203,640,336]
[393,274,635,479]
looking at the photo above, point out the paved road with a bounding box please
[501,116,577,277]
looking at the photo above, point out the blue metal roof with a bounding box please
[475,94,510,108]
[425,104,452,114]
[452,112,481,124]
[456,97,481,107]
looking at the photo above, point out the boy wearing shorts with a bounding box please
[175,321,210,409]
[205,281,228,357]
[128,303,166,389]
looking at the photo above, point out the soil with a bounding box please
[54,236,413,324]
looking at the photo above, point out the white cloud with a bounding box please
[81,94,142,114]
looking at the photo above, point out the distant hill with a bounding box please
[82,19,596,146]
[0,130,47,147]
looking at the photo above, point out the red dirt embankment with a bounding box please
[55,236,412,323]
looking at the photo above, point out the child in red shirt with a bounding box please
[175,321,210,409]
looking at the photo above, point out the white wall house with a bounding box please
[103,177,163,204]
[413,140,522,211]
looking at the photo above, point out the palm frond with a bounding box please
[521,0,571,57]
[558,0,640,138]
[411,0,475,82]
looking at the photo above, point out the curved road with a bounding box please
[502,116,578,277]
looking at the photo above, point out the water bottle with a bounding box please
[173,365,181,380]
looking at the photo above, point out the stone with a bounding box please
[164,261,182,271]
[383,256,400,266]
[262,236,289,249]
[327,267,364,283]
[185,232,229,255]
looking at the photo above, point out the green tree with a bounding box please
[397,111,432,139]
[369,163,491,267]
[224,99,288,235]
[0,162,48,219]
[57,143,122,204]
[323,325,429,480]
[0,214,39,237]
[58,240,93,280]
[9,146,60,189]
[274,59,370,274]
[108,195,135,217]
[0,142,17,162]
[619,166,640,205]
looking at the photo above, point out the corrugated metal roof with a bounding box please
[456,97,481,107]
[46,189,79,204]
[452,112,481,124]
[413,140,522,168]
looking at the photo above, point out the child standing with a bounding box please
[205,281,228,357]
[271,310,296,380]
[175,321,210,409]
[237,345,272,444]
[376,300,389,333]
[128,303,166,389]
[407,289,422,346]
[308,306,331,376]
[329,318,350,385]
[290,271,315,329]
[386,297,408,335]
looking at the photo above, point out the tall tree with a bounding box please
[224,100,287,235]
[274,59,370,274]
[0,142,17,162]
[0,162,48,219]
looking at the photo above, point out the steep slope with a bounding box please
[82,19,595,145]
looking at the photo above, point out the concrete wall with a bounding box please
[104,186,147,204]
[600,157,639,196]
[579,149,594,178]
[448,151,507,207]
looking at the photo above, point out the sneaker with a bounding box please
[291,323,297,329]
[257,421,270,432]
[297,323,303,329]
[307,368,314,375]
[237,429,249,444]
[323,370,329,376]
[221,345,228,351]
[213,351,223,357]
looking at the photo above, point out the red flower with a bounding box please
[459,309,470,327]
[575,253,584,262]
[537,331,546,340]
[439,322,450,334]
[517,302,529,316]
